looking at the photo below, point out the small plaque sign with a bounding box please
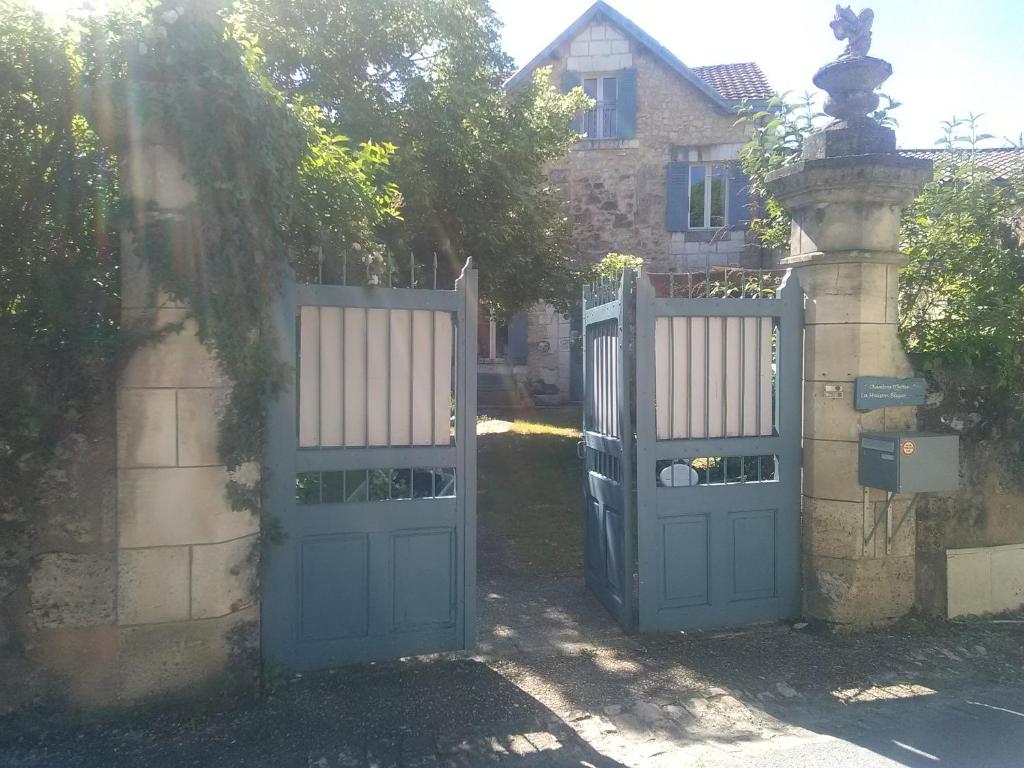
[855,376,928,411]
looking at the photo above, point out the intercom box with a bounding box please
[858,432,959,493]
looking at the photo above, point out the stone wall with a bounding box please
[526,304,574,402]
[0,402,118,713]
[915,370,1024,617]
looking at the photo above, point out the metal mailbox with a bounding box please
[859,431,959,493]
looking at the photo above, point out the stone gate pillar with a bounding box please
[112,107,259,700]
[767,10,932,628]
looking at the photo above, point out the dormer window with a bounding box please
[582,75,618,139]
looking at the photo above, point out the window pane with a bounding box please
[583,78,598,98]
[710,165,726,228]
[602,105,617,138]
[584,108,598,138]
[602,77,617,104]
[689,165,706,228]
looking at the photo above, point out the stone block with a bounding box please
[799,262,895,325]
[118,465,258,548]
[29,553,116,629]
[190,535,258,619]
[802,497,864,559]
[123,143,197,209]
[177,388,228,467]
[610,39,629,54]
[28,624,120,707]
[566,56,585,71]
[804,553,915,626]
[589,24,606,40]
[803,438,862,503]
[589,40,611,55]
[605,24,625,41]
[804,322,914,382]
[118,547,190,625]
[117,605,257,702]
[803,380,885,441]
[117,389,177,468]
[570,41,589,57]
[121,309,227,389]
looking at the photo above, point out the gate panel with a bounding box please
[581,273,636,629]
[263,262,477,670]
[635,270,802,632]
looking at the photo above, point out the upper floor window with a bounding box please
[688,163,728,229]
[583,75,618,139]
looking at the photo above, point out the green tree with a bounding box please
[0,0,120,508]
[232,0,589,315]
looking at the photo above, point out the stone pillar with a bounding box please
[115,133,259,700]
[767,29,932,628]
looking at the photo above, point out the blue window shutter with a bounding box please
[728,164,753,227]
[666,161,690,232]
[617,67,637,139]
[508,313,528,365]
[561,70,583,134]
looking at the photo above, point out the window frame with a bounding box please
[687,162,730,229]
[581,73,620,140]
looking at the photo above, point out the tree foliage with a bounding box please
[900,117,1024,388]
[232,0,590,315]
[0,0,120,508]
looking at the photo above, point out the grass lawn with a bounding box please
[477,407,583,575]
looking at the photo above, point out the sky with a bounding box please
[490,0,1024,149]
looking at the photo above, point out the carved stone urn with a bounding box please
[813,55,892,126]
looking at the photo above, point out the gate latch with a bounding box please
[577,441,586,460]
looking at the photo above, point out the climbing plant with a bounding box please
[80,2,399,528]
[0,1,120,517]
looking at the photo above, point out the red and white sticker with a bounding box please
[901,439,917,457]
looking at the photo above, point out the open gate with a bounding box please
[582,268,802,633]
[581,273,636,629]
[263,261,478,670]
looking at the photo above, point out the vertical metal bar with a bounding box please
[386,309,392,446]
[668,313,675,438]
[364,307,369,447]
[454,259,478,649]
[430,310,436,446]
[340,307,346,446]
[722,315,728,438]
[410,251,415,289]
[316,308,322,448]
[739,314,745,437]
[409,309,414,447]
[755,312,762,436]
[704,311,710,438]
[433,252,438,290]
[686,316,692,439]
[342,249,348,286]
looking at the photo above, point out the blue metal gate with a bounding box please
[581,273,636,629]
[633,268,803,631]
[263,260,478,670]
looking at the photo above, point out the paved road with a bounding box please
[3,573,1023,767]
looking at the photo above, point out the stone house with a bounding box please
[484,1,775,405]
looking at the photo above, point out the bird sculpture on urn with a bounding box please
[829,5,874,58]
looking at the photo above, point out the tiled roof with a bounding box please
[899,148,1024,179]
[692,63,774,102]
